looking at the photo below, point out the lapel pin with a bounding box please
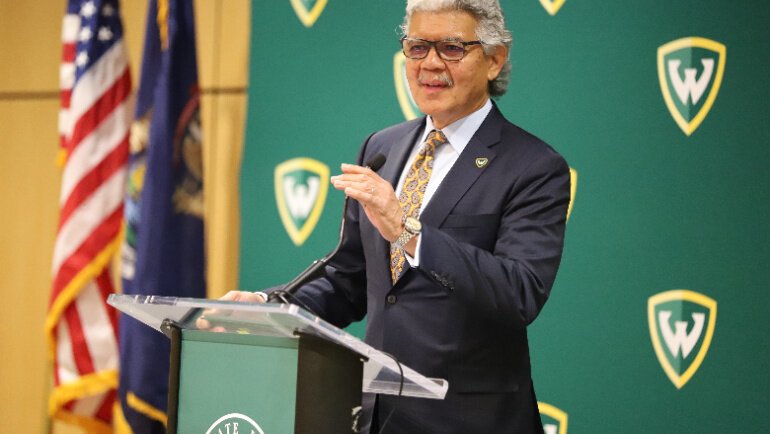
[475,157,489,168]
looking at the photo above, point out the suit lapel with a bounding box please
[380,119,424,188]
[420,107,503,228]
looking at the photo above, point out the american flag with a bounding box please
[46,0,131,431]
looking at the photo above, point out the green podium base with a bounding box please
[163,321,363,434]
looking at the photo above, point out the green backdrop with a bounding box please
[239,1,769,432]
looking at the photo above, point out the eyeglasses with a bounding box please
[400,37,483,61]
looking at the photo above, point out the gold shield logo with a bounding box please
[290,0,328,28]
[648,289,717,389]
[274,158,330,246]
[393,51,424,120]
[538,402,568,434]
[539,0,567,16]
[658,37,726,136]
[567,167,577,221]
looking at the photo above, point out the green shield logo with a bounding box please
[538,402,568,434]
[290,0,327,28]
[658,37,726,136]
[648,290,717,389]
[393,51,424,121]
[274,158,330,246]
[539,0,566,16]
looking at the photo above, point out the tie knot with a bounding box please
[423,129,447,154]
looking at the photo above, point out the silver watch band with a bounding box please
[393,229,414,250]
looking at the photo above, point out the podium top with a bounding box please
[108,294,447,400]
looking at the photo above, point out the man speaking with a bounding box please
[225,1,570,432]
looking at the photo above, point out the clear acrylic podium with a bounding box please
[109,294,447,433]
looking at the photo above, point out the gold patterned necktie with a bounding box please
[390,129,448,283]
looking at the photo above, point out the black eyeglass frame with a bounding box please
[400,37,484,61]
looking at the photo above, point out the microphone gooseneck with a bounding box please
[268,153,387,304]
[365,153,386,173]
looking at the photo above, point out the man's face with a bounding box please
[405,10,506,129]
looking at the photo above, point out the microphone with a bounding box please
[268,153,387,304]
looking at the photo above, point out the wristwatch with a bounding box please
[393,216,422,249]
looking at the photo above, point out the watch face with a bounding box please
[405,217,422,233]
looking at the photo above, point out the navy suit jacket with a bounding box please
[294,105,570,433]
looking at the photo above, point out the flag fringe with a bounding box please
[53,409,113,434]
[157,0,169,50]
[49,370,118,434]
[113,399,135,434]
[49,369,118,415]
[127,391,168,426]
[45,227,124,359]
[56,148,68,168]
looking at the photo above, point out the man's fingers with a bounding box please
[332,175,386,202]
[333,178,377,195]
[218,290,264,303]
[333,163,404,242]
[219,290,242,301]
[340,163,373,175]
[344,186,378,205]
[331,173,373,187]
[195,317,212,329]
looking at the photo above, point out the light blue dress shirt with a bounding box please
[395,99,493,266]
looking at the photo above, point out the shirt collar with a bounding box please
[422,99,493,154]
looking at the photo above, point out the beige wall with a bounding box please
[0,1,250,432]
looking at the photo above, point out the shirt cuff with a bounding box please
[404,234,422,267]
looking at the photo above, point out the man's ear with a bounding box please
[486,45,509,81]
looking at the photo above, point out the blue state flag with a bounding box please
[119,0,204,431]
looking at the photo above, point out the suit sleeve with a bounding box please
[418,150,570,329]
[287,134,376,328]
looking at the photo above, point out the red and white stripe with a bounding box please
[48,10,131,430]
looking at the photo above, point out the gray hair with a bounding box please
[400,0,513,97]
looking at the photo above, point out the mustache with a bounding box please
[418,73,453,87]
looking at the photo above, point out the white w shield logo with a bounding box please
[658,37,726,135]
[648,289,717,389]
[274,158,329,246]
